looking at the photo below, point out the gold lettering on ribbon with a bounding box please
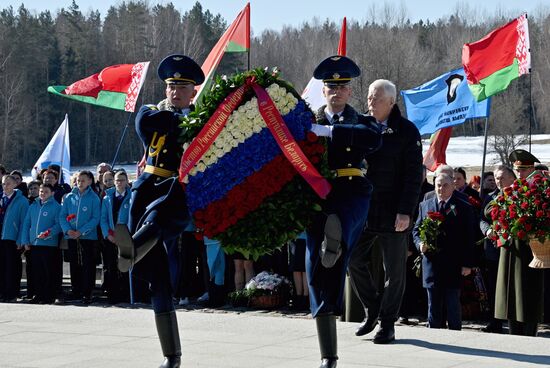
[283,142,308,172]
[252,83,331,198]
[178,83,249,182]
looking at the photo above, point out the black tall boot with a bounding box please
[316,315,338,368]
[116,223,160,272]
[155,311,182,368]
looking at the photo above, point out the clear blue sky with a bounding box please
[2,0,542,33]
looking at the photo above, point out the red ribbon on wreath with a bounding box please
[178,78,331,199]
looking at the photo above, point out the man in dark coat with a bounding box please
[307,55,382,368]
[413,173,475,330]
[348,79,423,344]
[114,54,204,368]
[495,150,546,336]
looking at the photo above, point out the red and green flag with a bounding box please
[462,14,530,102]
[194,3,250,104]
[48,62,150,112]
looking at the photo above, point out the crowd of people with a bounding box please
[1,52,549,368]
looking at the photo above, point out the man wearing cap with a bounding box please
[348,79,423,344]
[307,55,382,368]
[114,54,204,368]
[494,149,547,336]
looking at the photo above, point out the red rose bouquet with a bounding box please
[488,174,550,244]
[413,211,446,277]
[488,173,550,268]
[419,211,446,252]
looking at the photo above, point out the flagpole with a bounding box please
[480,117,489,195]
[110,112,134,168]
[59,114,69,184]
[528,72,533,151]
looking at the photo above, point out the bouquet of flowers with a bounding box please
[413,211,445,277]
[487,174,550,268]
[488,175,550,244]
[228,271,291,308]
[244,271,291,296]
[179,68,330,259]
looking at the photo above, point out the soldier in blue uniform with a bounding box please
[307,56,382,368]
[114,54,204,368]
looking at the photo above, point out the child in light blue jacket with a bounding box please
[58,171,100,303]
[100,170,131,303]
[21,183,62,303]
[0,175,29,301]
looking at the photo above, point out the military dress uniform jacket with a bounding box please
[129,103,190,238]
[365,105,423,232]
[306,104,382,317]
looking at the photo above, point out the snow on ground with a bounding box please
[23,134,550,182]
[423,134,550,168]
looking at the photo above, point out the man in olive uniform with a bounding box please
[307,55,382,368]
[495,149,546,336]
[115,54,204,368]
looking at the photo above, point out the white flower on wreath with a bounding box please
[253,124,262,133]
[196,161,207,172]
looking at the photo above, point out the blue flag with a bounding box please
[401,67,490,135]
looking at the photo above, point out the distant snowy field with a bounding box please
[22,134,550,182]
[427,134,550,168]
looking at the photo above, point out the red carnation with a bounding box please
[306,131,318,142]
[520,202,529,210]
[427,211,445,222]
[504,187,513,195]
[66,214,76,222]
[468,196,481,208]
[501,232,509,240]
[516,230,527,240]
[524,223,532,231]
[490,207,499,220]
[536,210,544,218]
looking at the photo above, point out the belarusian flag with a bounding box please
[48,62,150,112]
[462,14,530,102]
[194,3,250,104]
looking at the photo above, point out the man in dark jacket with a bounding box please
[413,173,475,330]
[348,79,423,344]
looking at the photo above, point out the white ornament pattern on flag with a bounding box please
[125,62,150,112]
[516,14,530,76]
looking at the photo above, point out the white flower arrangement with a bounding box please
[245,271,290,293]
[182,84,299,182]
